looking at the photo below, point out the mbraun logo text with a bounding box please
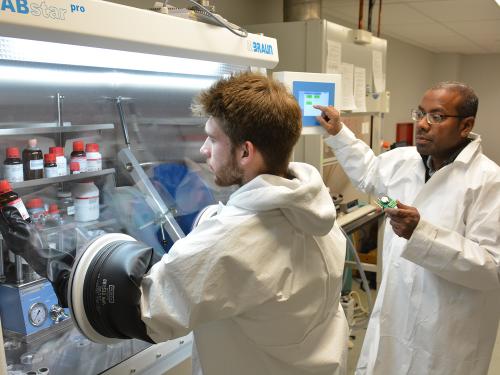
[248,39,273,55]
[0,0,87,20]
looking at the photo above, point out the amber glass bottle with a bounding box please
[22,138,43,180]
[0,179,31,222]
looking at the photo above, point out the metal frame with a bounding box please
[117,149,185,244]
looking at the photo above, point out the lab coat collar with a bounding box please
[454,132,481,165]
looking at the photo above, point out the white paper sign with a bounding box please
[372,50,385,93]
[340,63,356,111]
[326,40,342,73]
[354,66,367,112]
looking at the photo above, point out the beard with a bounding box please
[213,154,244,187]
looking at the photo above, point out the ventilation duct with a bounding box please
[283,0,322,22]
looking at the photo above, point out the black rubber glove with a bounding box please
[0,205,73,307]
[76,239,159,343]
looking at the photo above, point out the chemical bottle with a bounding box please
[85,143,102,172]
[73,181,99,222]
[43,153,58,178]
[26,198,47,224]
[22,138,43,180]
[3,147,23,183]
[0,180,30,222]
[56,191,75,219]
[46,203,62,226]
[70,161,80,175]
[49,146,67,176]
[70,140,87,173]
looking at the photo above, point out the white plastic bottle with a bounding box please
[49,146,67,176]
[72,181,99,222]
[85,143,102,172]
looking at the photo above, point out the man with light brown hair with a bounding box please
[142,72,350,374]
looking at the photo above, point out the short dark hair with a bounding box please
[194,72,302,175]
[431,81,478,117]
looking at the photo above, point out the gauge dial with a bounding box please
[28,302,48,327]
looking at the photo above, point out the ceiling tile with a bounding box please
[447,20,500,36]
[378,3,435,24]
[409,0,500,22]
[321,0,500,53]
[382,21,456,38]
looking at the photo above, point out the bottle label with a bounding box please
[7,198,30,221]
[86,152,102,172]
[74,196,99,222]
[66,205,75,216]
[55,156,67,176]
[44,166,59,178]
[87,161,102,172]
[29,159,43,170]
[4,164,23,182]
[71,156,87,172]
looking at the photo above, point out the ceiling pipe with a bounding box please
[283,0,383,37]
[358,0,364,29]
[368,0,375,32]
[377,0,383,36]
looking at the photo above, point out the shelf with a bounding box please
[41,218,118,234]
[0,123,114,136]
[11,168,115,190]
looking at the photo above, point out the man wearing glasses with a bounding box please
[314,82,500,375]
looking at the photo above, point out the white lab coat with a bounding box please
[139,162,349,375]
[325,126,500,375]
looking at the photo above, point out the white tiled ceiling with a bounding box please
[322,0,500,54]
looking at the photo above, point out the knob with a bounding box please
[50,305,68,323]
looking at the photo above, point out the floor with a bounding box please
[346,281,372,374]
[489,327,500,375]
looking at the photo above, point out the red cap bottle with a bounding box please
[0,179,12,195]
[49,146,65,156]
[48,203,59,214]
[85,143,99,152]
[6,147,20,159]
[27,197,44,209]
[71,140,87,172]
[44,153,56,164]
[0,180,31,222]
[70,161,80,174]
[73,141,84,152]
[4,147,23,183]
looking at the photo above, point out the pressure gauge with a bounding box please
[28,302,48,327]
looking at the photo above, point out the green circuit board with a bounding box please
[376,196,397,210]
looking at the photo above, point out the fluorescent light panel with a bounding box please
[0,65,215,90]
[0,36,223,76]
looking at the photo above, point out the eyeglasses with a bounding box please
[411,109,465,125]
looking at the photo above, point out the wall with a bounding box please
[382,36,436,144]
[210,0,283,25]
[106,1,499,164]
[459,54,500,164]
[106,0,283,24]
[432,53,461,82]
